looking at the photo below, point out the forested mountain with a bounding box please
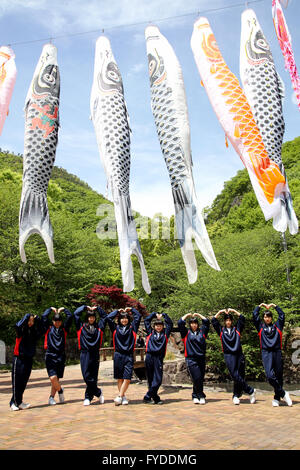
[0,138,299,378]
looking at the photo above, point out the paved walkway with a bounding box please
[1,363,300,450]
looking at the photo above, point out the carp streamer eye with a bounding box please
[257,39,269,50]
[44,73,55,84]
[211,39,218,51]
[149,59,156,76]
[107,70,119,81]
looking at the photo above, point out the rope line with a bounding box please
[6,0,265,47]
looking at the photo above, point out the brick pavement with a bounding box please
[0,363,299,450]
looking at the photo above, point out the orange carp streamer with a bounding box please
[191,18,288,229]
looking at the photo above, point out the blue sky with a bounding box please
[0,0,299,217]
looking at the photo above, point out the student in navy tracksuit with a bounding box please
[74,305,107,406]
[10,313,42,411]
[107,307,141,406]
[212,308,256,405]
[178,313,209,404]
[41,306,73,405]
[253,302,292,407]
[143,312,173,405]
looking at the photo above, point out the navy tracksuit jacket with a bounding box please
[178,317,210,399]
[211,315,254,398]
[144,312,173,402]
[42,308,73,378]
[253,305,286,400]
[10,314,42,407]
[107,308,141,380]
[74,305,107,400]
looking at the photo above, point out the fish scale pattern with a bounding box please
[100,93,130,195]
[23,97,58,195]
[205,44,286,203]
[150,79,188,189]
[246,61,285,166]
[215,61,266,152]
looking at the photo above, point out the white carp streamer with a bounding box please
[90,36,151,294]
[145,25,220,284]
[20,44,60,263]
[240,8,298,234]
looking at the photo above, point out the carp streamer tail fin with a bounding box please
[113,190,151,294]
[19,187,54,264]
[272,184,298,235]
[172,178,220,284]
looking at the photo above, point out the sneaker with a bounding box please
[199,398,206,405]
[122,396,129,405]
[233,396,240,405]
[193,398,200,404]
[272,399,280,407]
[83,399,91,406]
[114,396,122,406]
[58,388,64,403]
[153,395,163,404]
[250,389,256,404]
[19,402,30,410]
[283,391,293,407]
[10,403,19,411]
[143,397,153,404]
[99,394,105,405]
[48,396,56,406]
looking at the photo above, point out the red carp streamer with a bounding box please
[272,0,300,109]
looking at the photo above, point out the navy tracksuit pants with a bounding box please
[186,357,206,400]
[145,354,163,401]
[10,356,33,407]
[80,351,102,401]
[224,353,254,398]
[262,350,285,401]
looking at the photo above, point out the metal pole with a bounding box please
[281,232,292,298]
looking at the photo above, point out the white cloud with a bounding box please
[131,183,174,217]
[1,0,212,35]
[130,175,225,218]
[127,62,146,77]
[133,32,145,44]
[58,128,97,151]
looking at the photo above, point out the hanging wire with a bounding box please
[5,0,265,47]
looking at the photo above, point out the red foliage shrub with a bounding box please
[87,285,147,316]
